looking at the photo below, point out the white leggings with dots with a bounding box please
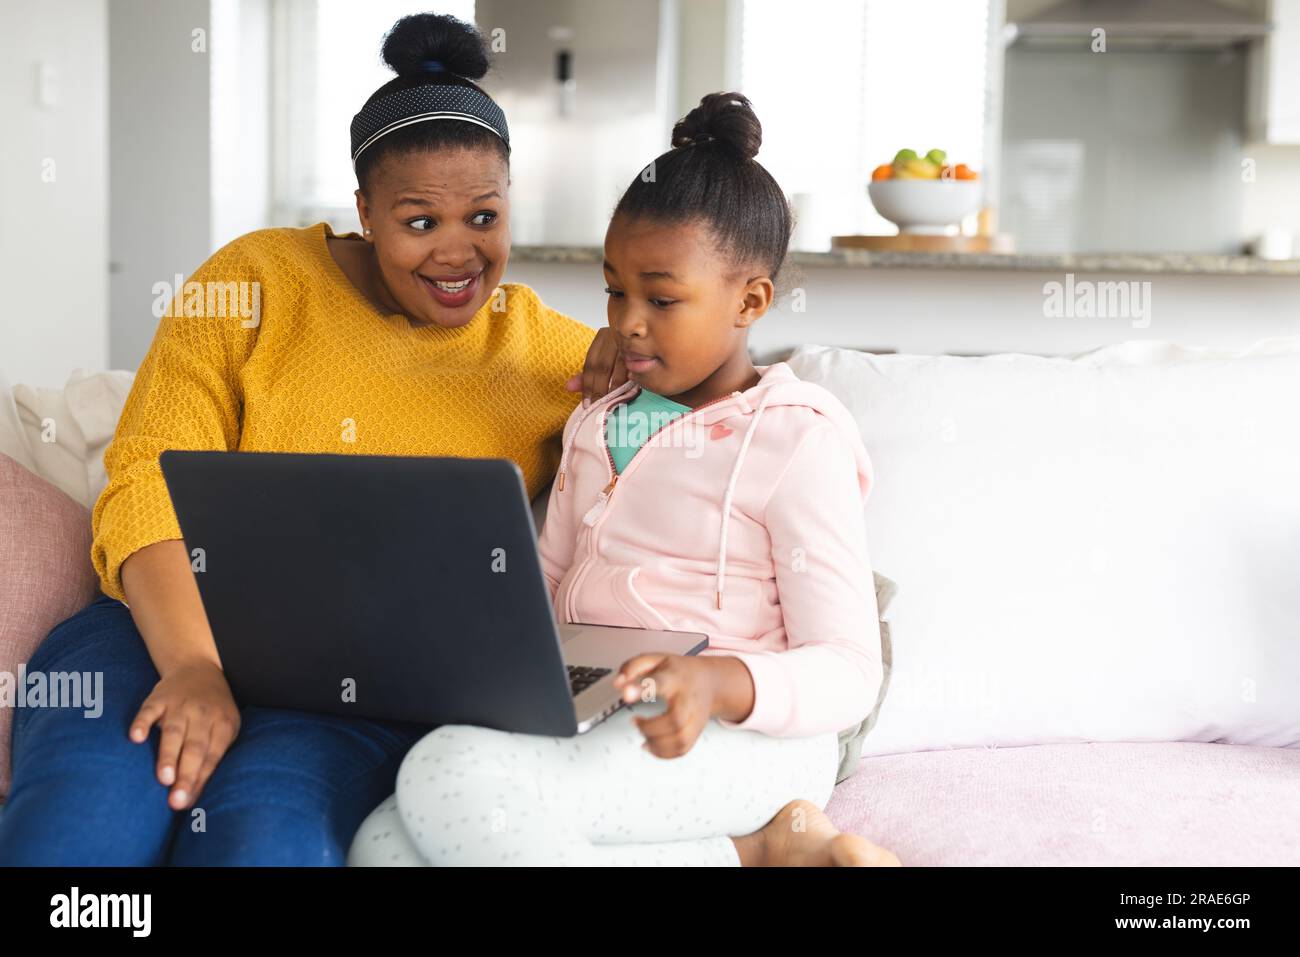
[347,701,839,867]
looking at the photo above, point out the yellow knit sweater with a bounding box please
[91,222,596,600]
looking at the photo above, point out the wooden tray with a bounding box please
[831,234,1014,253]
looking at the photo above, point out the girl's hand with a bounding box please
[128,660,242,811]
[614,654,721,758]
[566,327,629,405]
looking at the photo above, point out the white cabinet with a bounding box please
[1248,0,1300,144]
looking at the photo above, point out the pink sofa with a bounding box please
[827,742,1300,866]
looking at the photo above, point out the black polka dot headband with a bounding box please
[349,63,510,170]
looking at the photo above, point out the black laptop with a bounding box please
[159,451,706,737]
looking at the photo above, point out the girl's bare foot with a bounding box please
[733,799,901,867]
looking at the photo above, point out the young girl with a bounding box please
[349,93,899,867]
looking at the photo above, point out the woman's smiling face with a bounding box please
[356,147,510,328]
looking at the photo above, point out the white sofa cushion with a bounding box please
[787,340,1300,756]
[13,370,134,509]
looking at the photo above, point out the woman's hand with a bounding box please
[566,327,628,404]
[129,660,241,811]
[120,539,241,811]
[614,654,754,758]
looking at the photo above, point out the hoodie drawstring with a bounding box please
[714,389,774,609]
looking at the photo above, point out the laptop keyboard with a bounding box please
[567,665,612,697]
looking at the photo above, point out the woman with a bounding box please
[0,13,624,866]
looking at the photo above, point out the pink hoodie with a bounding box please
[537,361,882,738]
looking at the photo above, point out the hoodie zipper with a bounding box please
[591,386,740,510]
[562,387,743,624]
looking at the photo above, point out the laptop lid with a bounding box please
[159,450,581,736]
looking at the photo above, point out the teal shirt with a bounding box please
[604,387,692,474]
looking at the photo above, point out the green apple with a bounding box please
[892,148,918,166]
[926,148,947,167]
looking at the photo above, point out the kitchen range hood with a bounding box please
[1006,0,1271,48]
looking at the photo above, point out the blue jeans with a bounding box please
[0,596,430,865]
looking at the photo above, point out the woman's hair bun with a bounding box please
[671,92,762,161]
[381,12,490,80]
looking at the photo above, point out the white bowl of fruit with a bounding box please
[868,149,982,235]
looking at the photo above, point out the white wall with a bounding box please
[674,0,731,116]
[109,0,212,371]
[0,0,109,388]
[502,259,1300,358]
[1242,143,1300,252]
[210,0,270,252]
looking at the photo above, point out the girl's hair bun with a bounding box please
[381,12,490,80]
[671,92,762,161]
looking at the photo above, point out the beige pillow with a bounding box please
[835,571,896,785]
[13,370,134,508]
[0,370,35,474]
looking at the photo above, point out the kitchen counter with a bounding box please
[510,245,1300,276]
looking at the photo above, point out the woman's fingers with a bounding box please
[585,329,615,401]
[130,666,241,805]
[197,712,241,795]
[129,699,164,744]
[575,333,600,403]
[579,328,624,404]
[154,711,188,787]
[170,719,212,809]
[580,342,602,405]
[190,716,239,805]
[607,349,630,393]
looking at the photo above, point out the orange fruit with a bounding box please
[871,164,893,181]
[954,163,978,180]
